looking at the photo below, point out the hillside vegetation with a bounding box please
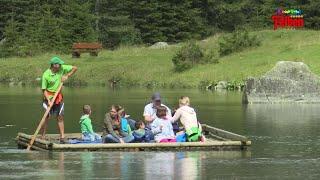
[1,30,320,88]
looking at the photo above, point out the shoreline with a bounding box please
[0,81,244,91]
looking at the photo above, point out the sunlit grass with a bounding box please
[1,29,320,88]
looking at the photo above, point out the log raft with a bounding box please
[16,124,251,151]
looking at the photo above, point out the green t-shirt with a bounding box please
[41,65,73,92]
[79,114,94,134]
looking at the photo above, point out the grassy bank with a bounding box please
[1,29,320,88]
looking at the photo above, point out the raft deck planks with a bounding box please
[16,124,251,151]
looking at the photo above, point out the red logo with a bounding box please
[271,8,304,30]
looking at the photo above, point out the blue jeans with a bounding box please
[104,134,134,143]
[82,132,102,142]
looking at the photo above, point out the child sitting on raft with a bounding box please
[170,96,205,142]
[151,106,176,143]
[79,105,102,142]
[132,121,154,142]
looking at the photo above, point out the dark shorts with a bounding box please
[42,100,64,117]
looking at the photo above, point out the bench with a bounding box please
[72,43,102,58]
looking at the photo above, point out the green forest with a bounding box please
[0,0,319,57]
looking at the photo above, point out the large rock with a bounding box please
[150,42,169,49]
[215,81,228,90]
[243,61,320,103]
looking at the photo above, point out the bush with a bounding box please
[172,41,204,72]
[203,48,220,64]
[219,30,261,56]
[172,41,219,72]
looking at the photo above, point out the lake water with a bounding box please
[0,86,319,179]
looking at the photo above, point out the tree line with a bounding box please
[0,0,319,57]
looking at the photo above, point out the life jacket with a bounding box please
[45,91,63,105]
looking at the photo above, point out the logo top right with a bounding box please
[271,8,304,30]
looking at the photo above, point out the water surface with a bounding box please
[0,86,319,179]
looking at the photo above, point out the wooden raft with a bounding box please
[16,124,251,152]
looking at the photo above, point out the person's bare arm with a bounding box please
[62,66,78,82]
[43,90,53,106]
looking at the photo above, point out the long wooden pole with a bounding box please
[27,83,63,150]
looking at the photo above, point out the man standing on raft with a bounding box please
[40,56,77,143]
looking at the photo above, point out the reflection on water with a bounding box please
[145,153,175,179]
[81,152,93,179]
[245,104,320,125]
[245,104,320,161]
[0,150,251,179]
